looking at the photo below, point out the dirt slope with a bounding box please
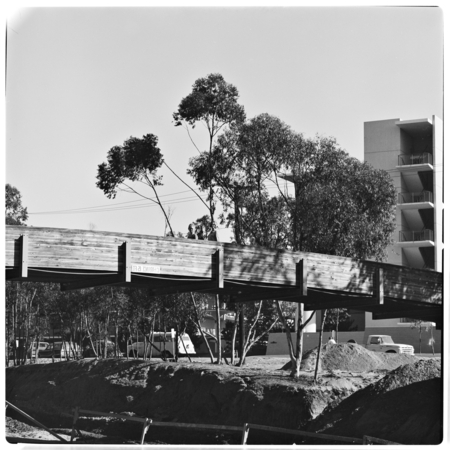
[6,349,442,445]
[307,358,442,444]
[5,355,380,436]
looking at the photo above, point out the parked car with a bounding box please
[83,340,120,357]
[127,332,196,358]
[28,341,50,358]
[40,341,82,359]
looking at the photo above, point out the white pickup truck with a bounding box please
[366,335,414,355]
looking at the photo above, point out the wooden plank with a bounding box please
[214,248,224,289]
[20,234,28,278]
[122,241,131,283]
[247,423,363,444]
[7,226,219,251]
[150,421,243,432]
[12,258,213,277]
[6,437,63,444]
[22,252,213,272]
[373,268,384,304]
[78,408,147,423]
[297,259,307,296]
[363,435,401,445]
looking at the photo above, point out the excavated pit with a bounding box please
[5,344,442,445]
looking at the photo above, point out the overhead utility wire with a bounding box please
[28,183,284,216]
[29,188,198,215]
[30,194,209,215]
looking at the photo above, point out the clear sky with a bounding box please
[6,6,444,238]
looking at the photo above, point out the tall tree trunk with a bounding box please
[175,326,179,362]
[103,314,109,358]
[143,334,148,361]
[291,306,316,378]
[149,317,155,360]
[291,303,304,377]
[314,310,327,383]
[230,308,239,365]
[163,322,167,360]
[85,314,98,358]
[275,300,295,363]
[189,293,214,362]
[115,322,119,358]
[239,304,245,359]
[136,328,139,359]
[215,294,222,364]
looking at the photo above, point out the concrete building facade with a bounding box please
[363,116,443,331]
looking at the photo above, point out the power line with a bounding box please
[29,188,206,215]
[30,194,210,215]
[28,182,290,217]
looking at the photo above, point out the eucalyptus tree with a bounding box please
[174,73,246,229]
[96,133,174,236]
[174,74,246,362]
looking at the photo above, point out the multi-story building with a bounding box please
[363,115,443,333]
[267,116,443,355]
[364,116,443,270]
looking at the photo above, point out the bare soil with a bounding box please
[5,344,442,445]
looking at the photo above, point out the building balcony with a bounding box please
[398,229,434,245]
[397,153,433,172]
[397,191,434,210]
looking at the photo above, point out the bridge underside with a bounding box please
[5,226,443,326]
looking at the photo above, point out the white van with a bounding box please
[127,332,196,358]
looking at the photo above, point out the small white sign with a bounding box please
[131,264,161,274]
[171,328,175,339]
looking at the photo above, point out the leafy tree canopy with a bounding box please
[173,73,246,134]
[6,184,28,225]
[188,114,396,261]
[96,133,174,236]
[96,134,164,200]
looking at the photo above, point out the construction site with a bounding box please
[5,225,443,445]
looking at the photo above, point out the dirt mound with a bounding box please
[6,357,441,445]
[6,359,356,439]
[307,358,442,444]
[281,343,417,372]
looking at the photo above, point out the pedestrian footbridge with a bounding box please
[5,225,443,325]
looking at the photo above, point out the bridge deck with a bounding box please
[5,226,442,324]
